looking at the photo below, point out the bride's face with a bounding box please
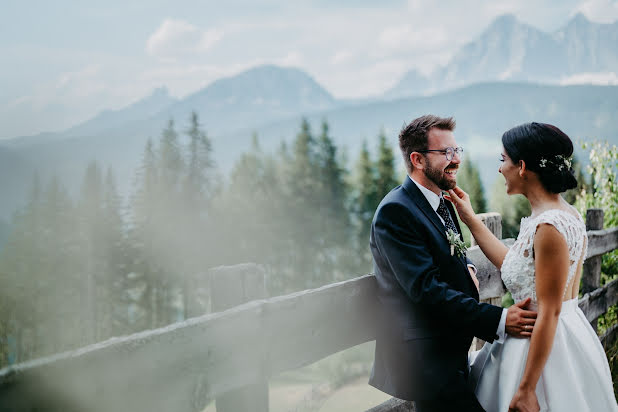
[499,148,523,195]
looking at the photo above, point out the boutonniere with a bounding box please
[446,229,466,257]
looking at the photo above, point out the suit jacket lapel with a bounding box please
[401,176,448,239]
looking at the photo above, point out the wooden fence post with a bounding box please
[473,213,503,350]
[582,209,604,332]
[210,263,268,412]
[471,213,502,247]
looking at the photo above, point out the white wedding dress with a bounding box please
[469,209,617,411]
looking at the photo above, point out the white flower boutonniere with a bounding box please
[446,229,466,257]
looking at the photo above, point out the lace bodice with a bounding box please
[501,209,588,302]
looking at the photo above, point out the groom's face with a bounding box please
[423,128,460,190]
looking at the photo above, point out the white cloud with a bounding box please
[574,0,618,23]
[407,0,422,11]
[560,71,618,85]
[330,50,355,65]
[275,51,304,67]
[4,1,615,138]
[146,19,223,60]
[377,25,449,53]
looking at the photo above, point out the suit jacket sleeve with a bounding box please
[373,202,501,342]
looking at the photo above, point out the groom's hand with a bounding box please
[505,297,537,338]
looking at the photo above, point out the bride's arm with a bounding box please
[445,187,508,269]
[509,223,570,411]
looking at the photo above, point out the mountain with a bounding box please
[225,83,618,192]
[64,87,178,139]
[158,64,337,134]
[1,69,617,221]
[387,13,618,99]
[4,65,337,148]
[0,65,340,218]
[5,87,178,150]
[558,13,618,73]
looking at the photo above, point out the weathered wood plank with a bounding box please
[471,213,502,246]
[0,275,379,412]
[365,398,415,412]
[468,227,617,301]
[578,278,618,323]
[467,239,514,300]
[211,263,268,412]
[586,227,618,259]
[1,220,616,412]
[583,210,604,309]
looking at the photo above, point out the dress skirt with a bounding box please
[469,299,617,411]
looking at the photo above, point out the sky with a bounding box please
[1,0,617,138]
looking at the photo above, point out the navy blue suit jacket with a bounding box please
[368,176,502,401]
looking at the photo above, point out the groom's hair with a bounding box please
[399,115,456,173]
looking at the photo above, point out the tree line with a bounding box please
[0,113,581,367]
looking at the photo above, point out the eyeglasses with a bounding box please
[416,147,463,161]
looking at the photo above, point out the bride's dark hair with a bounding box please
[502,122,578,194]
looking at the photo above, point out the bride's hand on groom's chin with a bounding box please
[444,187,475,224]
[505,297,537,338]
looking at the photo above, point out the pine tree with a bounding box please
[39,176,81,353]
[184,112,215,210]
[375,129,398,201]
[353,141,378,269]
[130,138,162,329]
[286,119,320,288]
[77,161,104,344]
[101,167,129,337]
[180,112,216,318]
[315,120,350,281]
[0,174,43,364]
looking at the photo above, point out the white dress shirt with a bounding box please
[409,176,507,341]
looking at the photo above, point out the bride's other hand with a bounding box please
[444,187,475,225]
[508,387,540,412]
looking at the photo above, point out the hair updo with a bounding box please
[501,122,578,194]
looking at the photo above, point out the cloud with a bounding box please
[146,19,223,60]
[377,25,449,54]
[574,0,618,23]
[330,50,355,65]
[275,51,304,67]
[560,71,618,85]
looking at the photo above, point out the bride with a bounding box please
[446,122,617,411]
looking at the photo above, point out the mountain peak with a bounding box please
[224,64,325,89]
[150,86,170,99]
[487,13,520,31]
[164,64,337,129]
[569,12,590,25]
[562,12,595,32]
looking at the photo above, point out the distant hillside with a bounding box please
[160,64,337,128]
[387,13,618,98]
[226,82,618,192]
[0,82,615,220]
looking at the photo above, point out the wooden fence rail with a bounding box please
[0,210,616,412]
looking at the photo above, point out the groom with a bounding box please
[368,115,536,411]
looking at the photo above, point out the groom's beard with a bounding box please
[424,160,458,190]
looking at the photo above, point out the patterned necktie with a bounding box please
[437,197,458,234]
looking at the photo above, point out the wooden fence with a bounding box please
[0,209,616,412]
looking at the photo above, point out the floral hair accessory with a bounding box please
[538,154,572,171]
